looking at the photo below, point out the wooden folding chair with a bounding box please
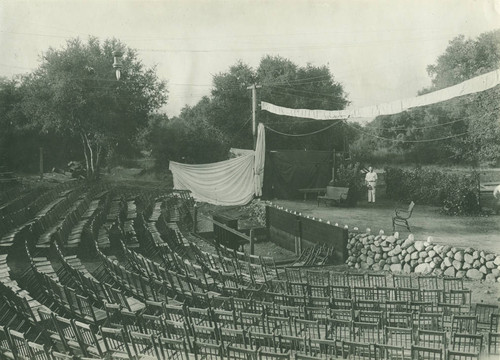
[258,348,290,360]
[353,321,383,344]
[341,340,374,360]
[27,341,51,360]
[392,274,415,289]
[451,315,477,334]
[410,345,444,360]
[226,344,258,360]
[385,327,413,349]
[373,344,405,360]
[418,329,447,350]
[73,320,105,359]
[451,333,483,354]
[418,313,445,331]
[193,340,224,360]
[129,331,158,359]
[487,332,500,356]
[8,329,31,360]
[100,326,134,359]
[418,275,440,290]
[347,274,365,288]
[367,274,387,288]
[474,304,498,330]
[156,336,190,360]
[446,349,480,360]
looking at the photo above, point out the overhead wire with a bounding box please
[342,110,496,143]
[264,120,342,137]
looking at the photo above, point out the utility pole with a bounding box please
[247,83,262,150]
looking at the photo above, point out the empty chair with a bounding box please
[385,327,413,349]
[451,316,477,334]
[27,341,51,360]
[347,274,365,288]
[392,275,415,289]
[443,277,463,292]
[418,275,440,290]
[392,201,415,232]
[156,336,190,360]
[451,333,483,354]
[474,304,498,330]
[446,349,480,360]
[129,331,158,359]
[193,340,224,360]
[374,344,405,360]
[226,345,258,360]
[411,345,444,360]
[100,327,134,359]
[418,329,447,350]
[487,332,500,356]
[258,348,290,360]
[341,341,374,360]
[367,274,387,288]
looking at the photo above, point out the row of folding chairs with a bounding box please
[0,186,74,250]
[53,242,145,313]
[36,192,91,249]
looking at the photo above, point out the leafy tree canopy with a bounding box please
[353,30,500,166]
[155,55,351,165]
[21,36,168,178]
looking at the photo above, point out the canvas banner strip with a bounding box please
[262,68,500,120]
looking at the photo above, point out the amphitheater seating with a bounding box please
[2,184,500,360]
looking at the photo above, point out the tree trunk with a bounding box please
[81,134,91,179]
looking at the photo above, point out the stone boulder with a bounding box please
[443,267,456,277]
[390,263,402,273]
[403,263,412,274]
[401,238,414,249]
[485,274,497,282]
[486,261,496,269]
[466,269,484,280]
[494,256,500,266]
[415,263,432,274]
[464,253,474,264]
[454,251,464,261]
[414,241,425,252]
[452,260,462,271]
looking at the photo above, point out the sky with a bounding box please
[0,0,499,117]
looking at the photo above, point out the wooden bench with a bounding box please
[298,188,326,201]
[317,186,349,206]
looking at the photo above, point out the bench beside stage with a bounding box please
[317,186,349,206]
[297,188,326,201]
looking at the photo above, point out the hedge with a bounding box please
[384,167,481,215]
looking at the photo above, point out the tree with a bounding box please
[354,30,500,166]
[420,30,500,94]
[207,55,350,152]
[21,37,168,179]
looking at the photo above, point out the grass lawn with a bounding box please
[273,197,500,254]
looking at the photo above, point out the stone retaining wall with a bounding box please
[347,231,500,283]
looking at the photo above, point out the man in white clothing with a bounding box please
[494,184,500,215]
[365,167,378,203]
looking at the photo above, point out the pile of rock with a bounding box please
[346,231,500,282]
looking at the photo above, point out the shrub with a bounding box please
[333,162,365,205]
[385,166,480,215]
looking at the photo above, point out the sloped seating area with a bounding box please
[0,184,499,360]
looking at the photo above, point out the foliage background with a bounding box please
[385,167,481,215]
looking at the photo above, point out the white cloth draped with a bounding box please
[169,154,255,206]
[254,123,265,197]
[169,124,266,205]
[261,68,500,120]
